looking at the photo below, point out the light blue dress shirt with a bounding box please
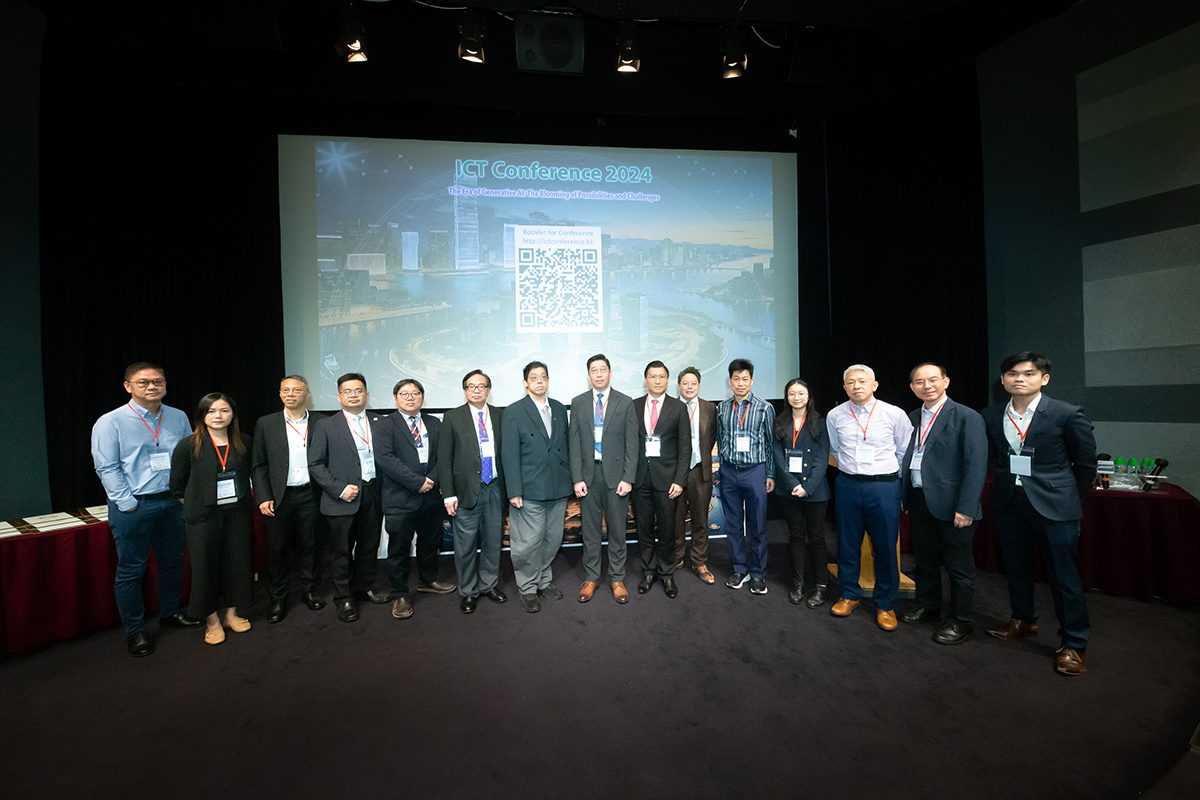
[91,401,192,510]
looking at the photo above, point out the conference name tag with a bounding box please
[910,452,923,470]
[362,450,375,471]
[1010,453,1032,477]
[594,426,604,444]
[480,440,495,459]
[150,452,171,471]
[735,434,751,453]
[855,444,876,464]
[417,444,429,464]
[645,436,661,458]
[216,471,237,505]
[785,449,804,473]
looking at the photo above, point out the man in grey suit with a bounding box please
[569,354,638,604]
[439,369,508,615]
[501,361,572,613]
[899,363,988,645]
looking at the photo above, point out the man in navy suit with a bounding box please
[374,378,456,621]
[982,352,1097,676]
[899,363,987,645]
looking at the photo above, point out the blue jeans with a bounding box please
[109,494,185,633]
[719,462,768,579]
[834,476,902,610]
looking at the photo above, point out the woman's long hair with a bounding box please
[773,378,820,440]
[191,392,245,456]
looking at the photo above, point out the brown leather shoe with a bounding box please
[1055,647,1087,676]
[612,582,629,604]
[391,597,413,619]
[692,564,716,585]
[876,610,898,631]
[830,599,859,617]
[578,581,598,603]
[987,619,1039,641]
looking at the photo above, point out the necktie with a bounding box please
[594,393,604,457]
[541,403,552,437]
[689,401,700,468]
[478,410,493,484]
[649,398,660,434]
[408,416,421,446]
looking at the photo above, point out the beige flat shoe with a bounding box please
[204,626,225,645]
[223,616,251,633]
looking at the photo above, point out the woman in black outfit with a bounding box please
[170,393,254,645]
[771,379,832,607]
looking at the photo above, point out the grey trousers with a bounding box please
[508,496,567,595]
[580,460,630,583]
[451,480,503,598]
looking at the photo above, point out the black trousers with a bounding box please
[780,495,830,590]
[384,501,445,595]
[325,479,383,601]
[906,487,977,623]
[633,480,678,577]
[185,504,254,619]
[265,484,321,601]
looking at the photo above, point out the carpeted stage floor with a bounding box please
[3,520,1199,799]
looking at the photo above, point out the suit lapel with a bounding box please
[922,401,953,450]
[526,397,549,441]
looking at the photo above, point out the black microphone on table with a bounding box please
[1142,457,1169,491]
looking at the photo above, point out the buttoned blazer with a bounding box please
[772,415,831,503]
[308,409,385,517]
[250,410,325,505]
[500,395,572,502]
[375,411,443,515]
[981,394,1097,522]
[170,433,254,524]
[900,399,987,520]
[438,403,504,510]
[633,394,691,490]
[569,388,638,489]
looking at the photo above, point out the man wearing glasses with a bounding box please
[439,370,508,614]
[309,373,390,623]
[92,362,201,657]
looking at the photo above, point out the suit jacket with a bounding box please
[250,410,324,505]
[500,395,572,502]
[375,410,443,515]
[569,388,638,489]
[438,403,504,510]
[170,432,254,524]
[633,394,691,490]
[981,394,1097,522]
[687,398,718,482]
[900,399,987,520]
[772,414,831,503]
[308,409,385,517]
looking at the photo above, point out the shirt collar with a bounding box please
[1006,392,1042,418]
[344,408,367,421]
[922,395,949,416]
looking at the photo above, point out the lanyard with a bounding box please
[918,402,946,449]
[211,437,230,471]
[594,393,606,424]
[407,415,423,445]
[688,401,697,424]
[791,412,807,448]
[848,401,876,440]
[475,406,490,438]
[736,399,751,430]
[343,411,372,450]
[128,402,161,446]
[284,416,307,444]
[1005,409,1031,444]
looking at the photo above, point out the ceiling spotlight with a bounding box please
[334,2,367,63]
[616,21,640,73]
[459,10,485,64]
[720,29,747,79]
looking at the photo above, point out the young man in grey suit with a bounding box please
[633,361,691,599]
[899,363,988,645]
[439,369,507,615]
[500,361,572,613]
[569,354,638,604]
[982,352,1097,676]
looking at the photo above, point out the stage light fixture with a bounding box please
[720,29,747,79]
[334,2,367,63]
[459,10,485,64]
[616,22,640,73]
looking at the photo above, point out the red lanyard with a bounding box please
[918,402,946,449]
[284,416,307,444]
[688,402,697,424]
[791,412,807,448]
[128,402,161,445]
[1005,409,1031,444]
[407,415,423,445]
[849,401,876,440]
[211,437,230,471]
[594,394,606,423]
[343,411,372,450]
[475,407,490,437]
[736,399,750,430]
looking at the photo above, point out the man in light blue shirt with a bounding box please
[91,362,200,656]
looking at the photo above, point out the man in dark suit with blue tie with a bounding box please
[899,363,988,645]
[374,378,456,621]
[982,352,1097,676]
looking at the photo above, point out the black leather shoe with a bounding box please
[933,620,975,645]
[638,572,657,594]
[336,598,359,623]
[805,585,828,608]
[160,612,202,629]
[303,591,326,611]
[519,593,541,613]
[788,584,804,605]
[662,576,678,599]
[267,600,287,624]
[461,596,477,614]
[901,606,941,625]
[357,589,392,605]
[482,587,507,603]
[127,631,154,657]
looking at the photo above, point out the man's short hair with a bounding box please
[843,364,875,381]
[281,374,309,387]
[1000,351,1051,375]
[393,378,424,396]
[523,361,549,381]
[462,369,491,389]
[336,372,367,390]
[728,358,754,378]
[678,366,701,385]
[908,362,946,382]
[587,354,611,371]
[644,360,668,377]
[125,362,165,381]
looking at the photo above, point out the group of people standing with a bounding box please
[91,350,1096,676]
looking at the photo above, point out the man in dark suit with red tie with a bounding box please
[374,378,456,621]
[981,352,1097,676]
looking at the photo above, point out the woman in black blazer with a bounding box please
[170,393,254,645]
[772,379,832,608]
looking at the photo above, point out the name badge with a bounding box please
[417,444,429,464]
[363,450,375,471]
[735,434,751,453]
[480,440,495,459]
[150,451,171,471]
[594,426,604,443]
[645,436,661,458]
[910,452,923,470]
[855,444,876,464]
[1009,453,1032,477]
[785,448,803,473]
[216,470,238,505]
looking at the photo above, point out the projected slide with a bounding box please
[279,136,798,408]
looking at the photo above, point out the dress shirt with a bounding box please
[531,396,552,436]
[685,398,701,469]
[716,393,775,480]
[910,395,949,489]
[1003,392,1042,487]
[92,401,192,511]
[643,393,667,436]
[443,404,493,505]
[283,411,310,486]
[827,398,913,476]
[342,409,376,481]
[592,388,608,459]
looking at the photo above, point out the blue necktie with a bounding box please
[478,410,493,484]
[594,393,604,458]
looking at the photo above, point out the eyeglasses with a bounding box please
[912,378,944,387]
[339,388,366,396]
[465,383,489,392]
[130,379,165,388]
[396,391,422,399]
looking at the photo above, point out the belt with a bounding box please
[361,479,376,486]
[844,472,899,482]
[134,490,173,500]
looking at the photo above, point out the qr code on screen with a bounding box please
[515,247,603,332]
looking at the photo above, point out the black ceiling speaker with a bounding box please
[514,13,585,75]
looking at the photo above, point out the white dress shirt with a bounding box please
[826,398,913,476]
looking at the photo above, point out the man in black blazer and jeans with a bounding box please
[982,352,1097,676]
[900,363,987,645]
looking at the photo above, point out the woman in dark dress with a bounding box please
[771,379,833,607]
[170,393,254,645]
